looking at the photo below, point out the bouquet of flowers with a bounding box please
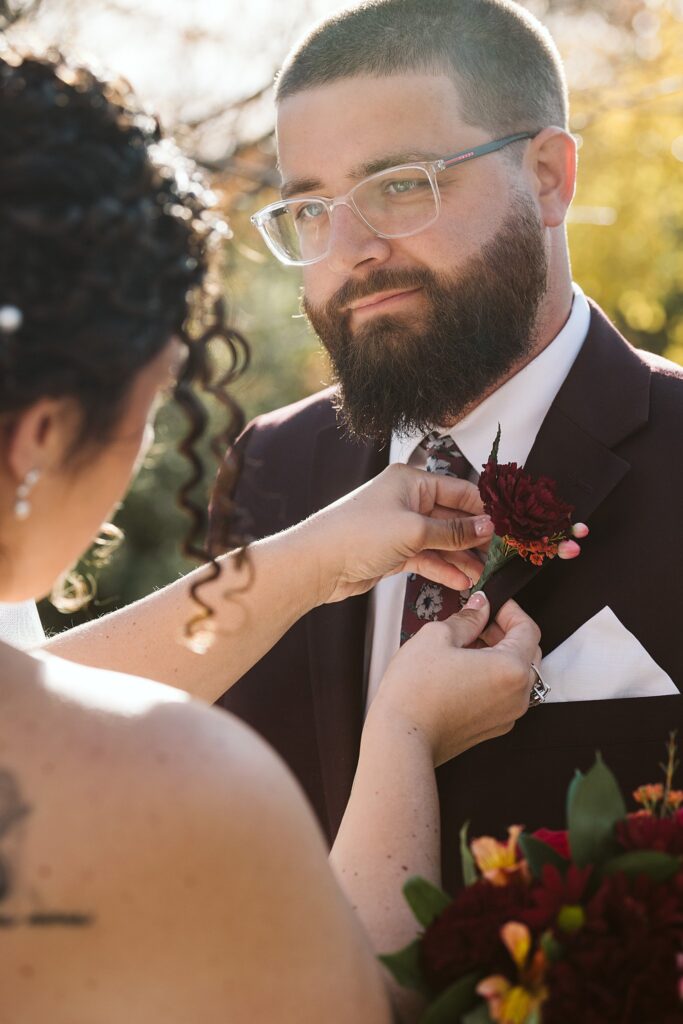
[381,737,683,1023]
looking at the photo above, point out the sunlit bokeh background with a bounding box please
[3,0,682,634]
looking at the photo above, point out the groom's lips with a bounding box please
[347,286,423,319]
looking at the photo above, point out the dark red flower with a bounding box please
[478,461,574,549]
[420,875,535,992]
[520,863,592,933]
[532,828,571,860]
[541,871,683,1023]
[617,809,683,854]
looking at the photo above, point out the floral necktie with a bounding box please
[400,432,472,644]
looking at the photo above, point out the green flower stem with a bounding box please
[470,534,516,594]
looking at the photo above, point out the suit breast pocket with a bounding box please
[540,605,678,702]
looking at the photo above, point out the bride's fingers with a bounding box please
[492,602,542,663]
[428,504,477,521]
[418,512,493,554]
[429,476,484,517]
[437,549,486,584]
[405,550,475,591]
[408,547,487,588]
[479,620,505,647]
[429,501,487,527]
[429,507,493,552]
[441,591,491,648]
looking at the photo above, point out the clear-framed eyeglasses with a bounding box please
[251,131,537,267]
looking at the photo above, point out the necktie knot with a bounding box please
[419,431,470,478]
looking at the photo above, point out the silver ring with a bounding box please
[528,662,550,707]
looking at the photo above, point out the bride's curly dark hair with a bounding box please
[0,49,250,645]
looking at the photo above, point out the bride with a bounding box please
[0,51,541,1022]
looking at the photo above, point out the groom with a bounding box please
[212,0,683,890]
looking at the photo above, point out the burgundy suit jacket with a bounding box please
[213,302,683,893]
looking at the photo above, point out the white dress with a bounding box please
[0,601,45,649]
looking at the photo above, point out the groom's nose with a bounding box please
[325,203,392,276]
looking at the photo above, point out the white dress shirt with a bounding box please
[364,283,591,711]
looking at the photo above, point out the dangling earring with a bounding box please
[14,469,41,521]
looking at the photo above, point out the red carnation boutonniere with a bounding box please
[473,425,589,592]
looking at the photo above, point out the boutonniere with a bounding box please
[472,426,589,592]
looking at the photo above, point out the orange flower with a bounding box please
[504,533,569,566]
[501,921,532,969]
[634,783,664,805]
[471,825,528,886]
[477,976,534,1024]
[477,923,547,1023]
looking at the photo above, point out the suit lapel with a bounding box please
[484,305,651,616]
[305,422,388,834]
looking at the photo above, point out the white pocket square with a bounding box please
[541,606,678,703]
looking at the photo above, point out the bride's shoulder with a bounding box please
[0,643,306,866]
[1,646,391,1023]
[33,646,296,801]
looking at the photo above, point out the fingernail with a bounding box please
[465,590,488,610]
[473,515,493,537]
[558,539,581,560]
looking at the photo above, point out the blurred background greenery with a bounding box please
[3,0,682,635]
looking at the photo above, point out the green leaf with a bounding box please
[461,1000,495,1024]
[602,850,682,883]
[378,939,427,993]
[470,535,516,593]
[460,821,478,887]
[567,755,626,868]
[565,769,584,819]
[519,833,569,880]
[488,423,502,465]
[420,972,482,1024]
[403,876,451,928]
[540,930,564,962]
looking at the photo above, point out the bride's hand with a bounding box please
[367,592,542,767]
[303,463,493,605]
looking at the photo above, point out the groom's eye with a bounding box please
[383,176,426,195]
[294,201,325,222]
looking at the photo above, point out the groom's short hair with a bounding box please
[275,0,568,137]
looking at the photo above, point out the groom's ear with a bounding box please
[4,396,83,482]
[525,127,577,229]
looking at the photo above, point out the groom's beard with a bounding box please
[302,195,548,443]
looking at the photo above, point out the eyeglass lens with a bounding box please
[260,165,438,263]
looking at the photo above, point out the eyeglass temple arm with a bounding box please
[437,131,538,170]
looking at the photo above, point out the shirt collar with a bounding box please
[390,283,591,473]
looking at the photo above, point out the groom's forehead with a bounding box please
[275,72,468,183]
[275,70,466,130]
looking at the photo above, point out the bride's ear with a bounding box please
[4,396,82,483]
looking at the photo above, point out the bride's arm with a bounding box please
[44,465,491,701]
[329,597,540,993]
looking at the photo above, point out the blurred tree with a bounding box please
[568,0,683,362]
[0,0,42,28]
